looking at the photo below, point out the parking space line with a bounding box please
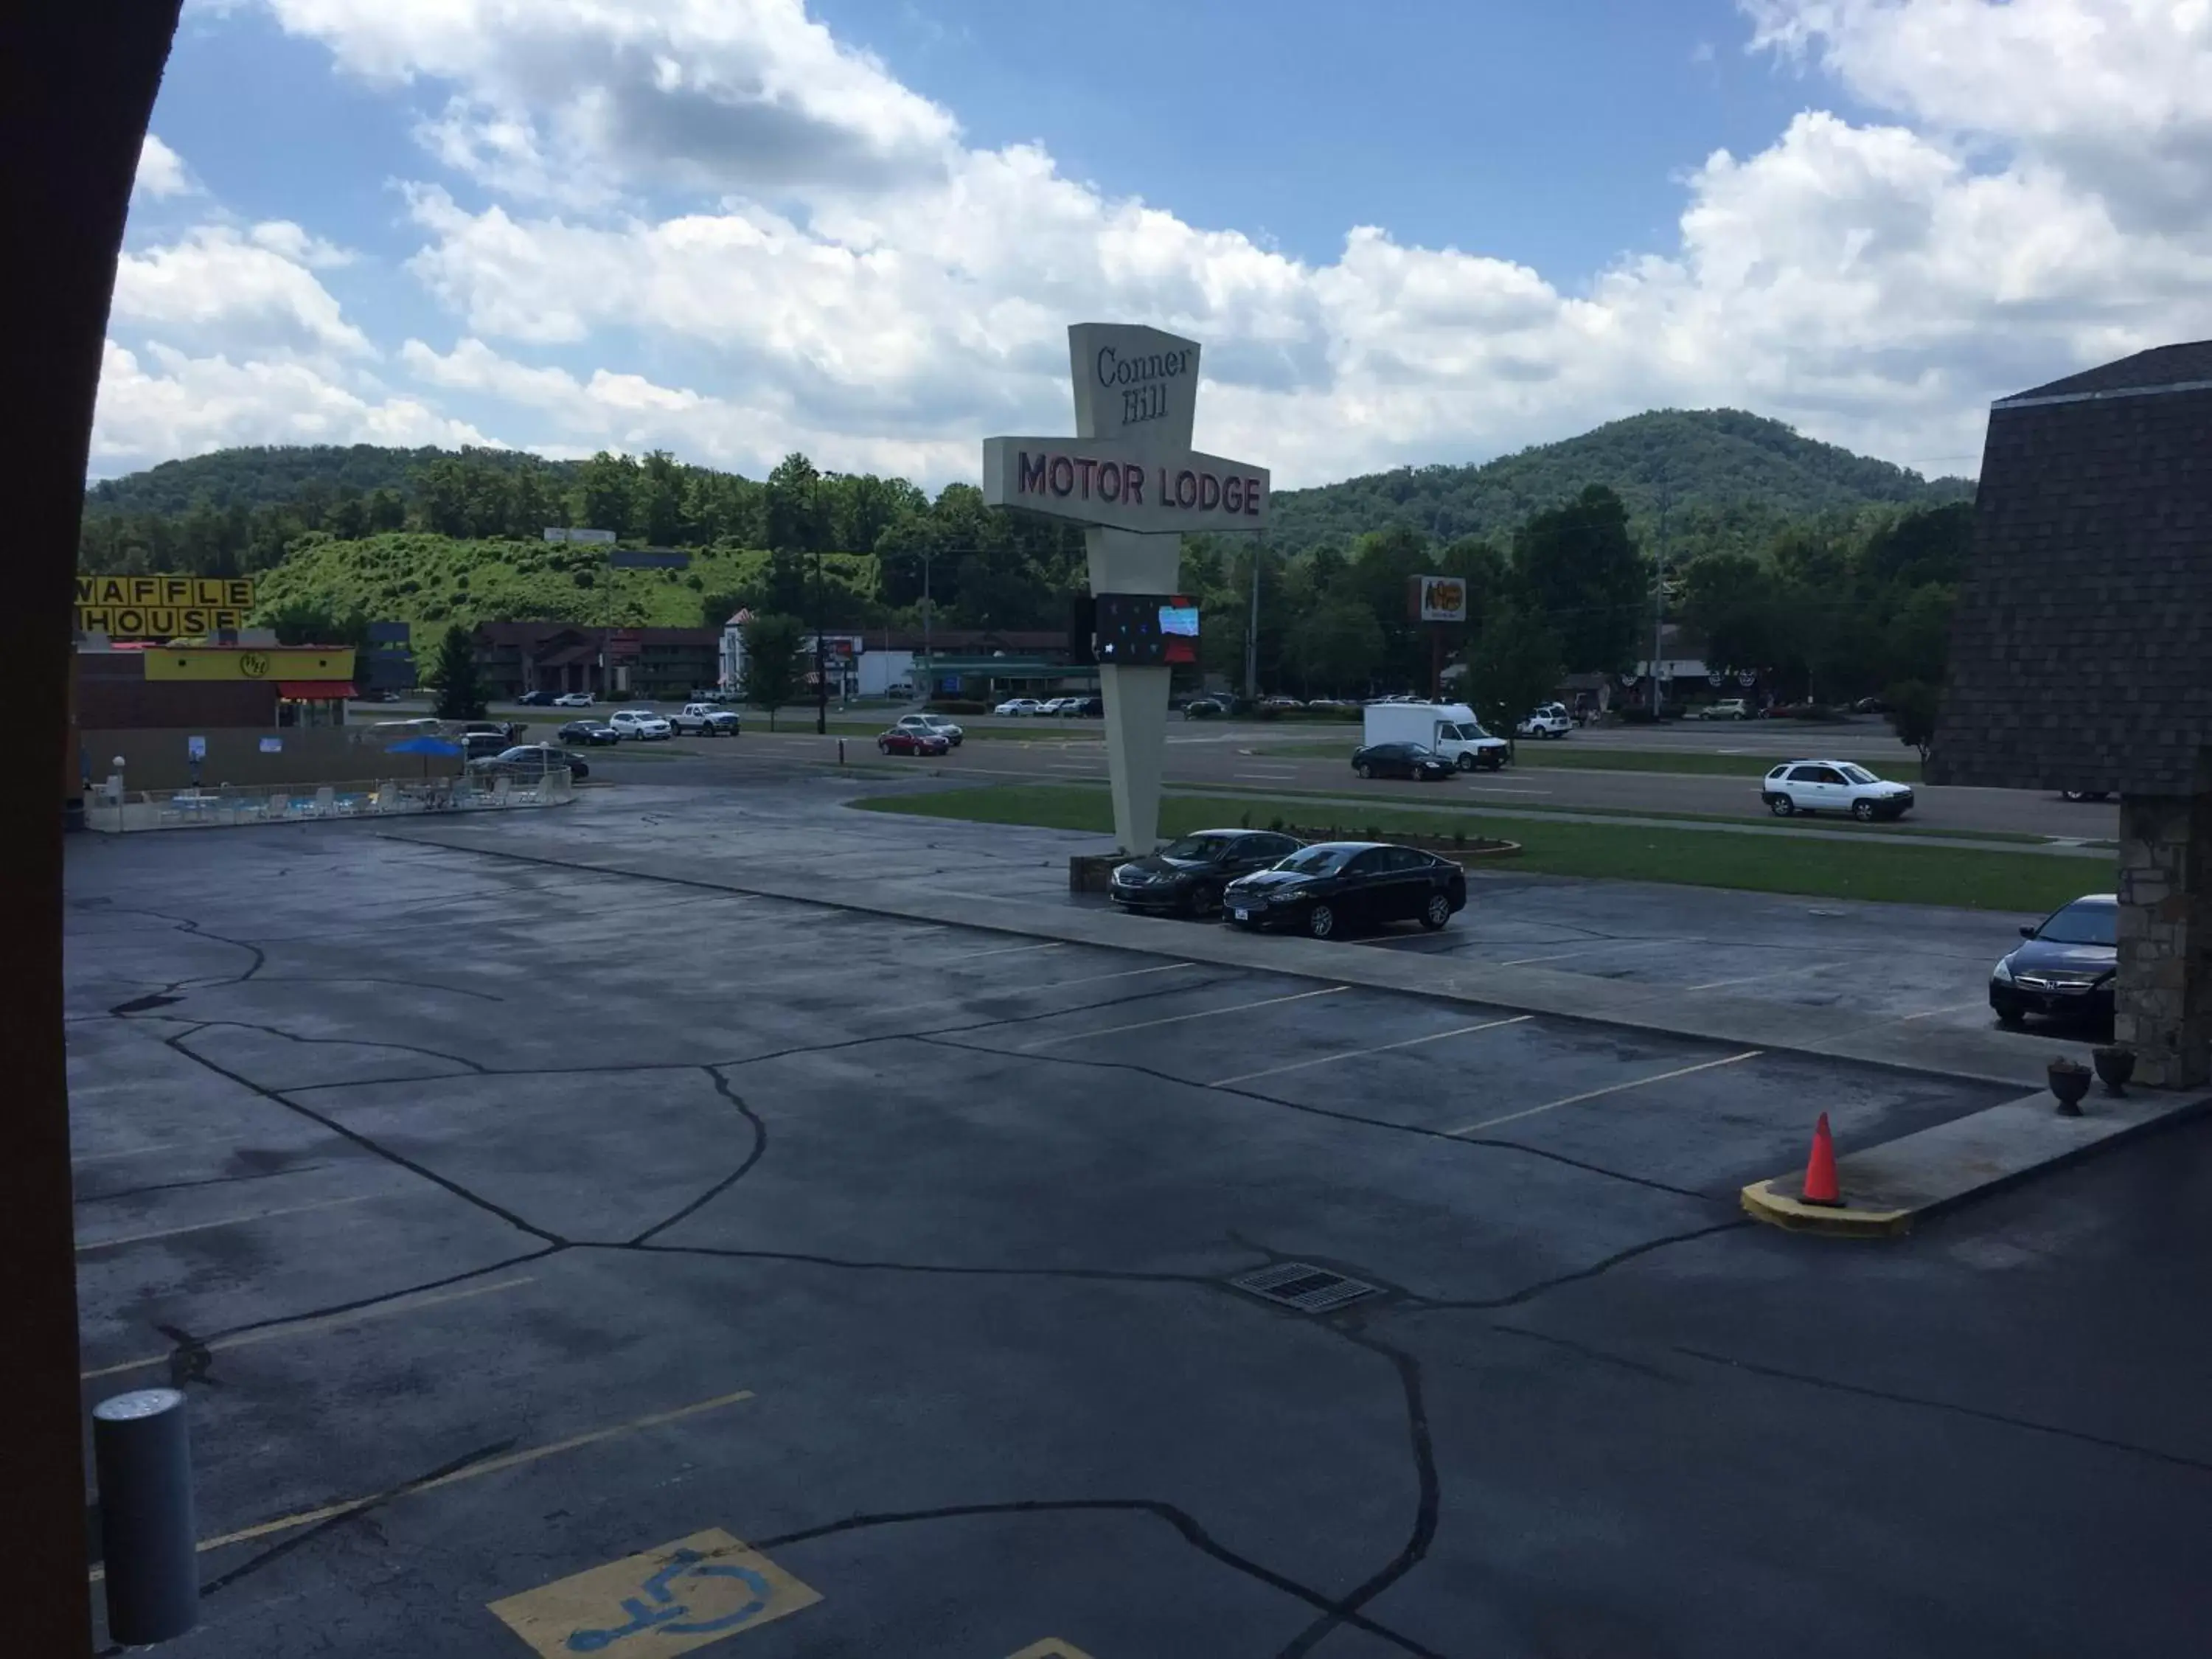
[1018,985,1347,1051]
[81,1275,538,1380]
[1683,962,1842,993]
[97,1388,759,1575]
[1041,961,1198,989]
[1893,998,1990,1022]
[1208,1015,1531,1085]
[940,942,1068,963]
[1495,939,1675,968]
[76,1194,377,1253]
[72,1132,252,1165]
[1447,1050,1763,1135]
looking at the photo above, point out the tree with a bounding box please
[1886,679,1940,762]
[1464,598,1564,748]
[738,613,805,731]
[1285,599,1384,695]
[765,453,828,553]
[1512,485,1644,672]
[428,624,487,720]
[262,597,369,652]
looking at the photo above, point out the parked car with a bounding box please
[1694,698,1752,721]
[1224,841,1467,939]
[1183,698,1225,720]
[1351,742,1454,782]
[1038,697,1085,716]
[884,681,917,700]
[553,692,595,707]
[518,690,557,706]
[1851,695,1891,714]
[462,730,509,760]
[2061,789,2112,803]
[995,697,1045,716]
[894,713,963,748]
[1990,894,2116,1029]
[877,727,951,757]
[669,702,741,736]
[366,689,403,704]
[461,720,526,745]
[1074,695,1104,717]
[468,744,588,782]
[558,720,619,745]
[609,709,673,740]
[1760,759,1914,820]
[1517,705,1573,739]
[1108,829,1304,918]
[1260,695,1304,710]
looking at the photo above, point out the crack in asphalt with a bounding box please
[1403,1220,1753,1311]
[76,1163,336,1206]
[625,1066,767,1246]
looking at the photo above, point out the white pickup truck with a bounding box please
[668,702,741,736]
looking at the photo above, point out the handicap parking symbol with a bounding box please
[490,1530,821,1659]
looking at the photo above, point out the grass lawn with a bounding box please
[1251,738,1923,782]
[852,783,2103,913]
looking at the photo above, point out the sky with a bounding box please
[99,0,2212,491]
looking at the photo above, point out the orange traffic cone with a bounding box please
[1801,1112,1842,1206]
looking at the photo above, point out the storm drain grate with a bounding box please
[1230,1262,1381,1315]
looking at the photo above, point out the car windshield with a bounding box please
[1277,846,1355,874]
[1160,835,1231,862]
[2037,900,2117,946]
[1838,764,1878,784]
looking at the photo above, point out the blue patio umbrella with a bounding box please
[385,733,463,777]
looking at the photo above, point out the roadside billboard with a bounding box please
[74,574,255,639]
[1409,575,1468,623]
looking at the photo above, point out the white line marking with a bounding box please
[1446,1050,1763,1135]
[1209,1016,1531,1086]
[1683,961,1841,994]
[72,1133,253,1166]
[939,941,1068,963]
[1891,998,1991,1023]
[1018,985,1348,1051]
[77,1194,378,1253]
[1495,939,1676,968]
[1463,786,1552,796]
[1043,961,1199,989]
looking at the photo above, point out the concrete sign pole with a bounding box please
[984,324,1270,851]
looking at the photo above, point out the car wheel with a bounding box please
[878,741,891,753]
[1456,753,1476,772]
[1768,796,1795,817]
[1419,892,1452,931]
[1852,799,1877,821]
[1355,762,1373,779]
[1307,903,1336,939]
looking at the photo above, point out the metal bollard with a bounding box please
[838,738,846,765]
[93,1388,198,1646]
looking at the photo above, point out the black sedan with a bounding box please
[1223,841,1467,939]
[518,690,557,706]
[468,745,588,782]
[559,720,620,745]
[1352,742,1454,782]
[1109,829,1303,917]
[1991,893,2116,1029]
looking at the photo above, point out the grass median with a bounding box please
[1251,738,1923,782]
[852,782,2101,912]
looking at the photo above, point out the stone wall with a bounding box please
[2115,793,2212,1088]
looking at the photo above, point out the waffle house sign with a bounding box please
[76,575,257,639]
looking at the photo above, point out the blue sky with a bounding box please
[97,1,2212,487]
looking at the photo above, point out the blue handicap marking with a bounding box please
[566,1548,773,1652]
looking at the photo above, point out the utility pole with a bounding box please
[920,549,933,703]
[813,548,828,734]
[1649,481,1672,718]
[1244,546,1260,705]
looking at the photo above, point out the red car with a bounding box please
[877,728,950,756]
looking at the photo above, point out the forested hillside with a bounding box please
[1267,409,1973,552]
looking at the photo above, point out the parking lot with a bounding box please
[67,786,2212,1657]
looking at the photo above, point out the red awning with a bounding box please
[277,681,358,699]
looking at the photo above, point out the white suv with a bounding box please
[1761,759,1915,821]
[609,709,673,740]
[1517,705,1573,739]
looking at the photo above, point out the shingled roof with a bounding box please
[1930,341,2212,794]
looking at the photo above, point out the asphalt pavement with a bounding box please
[63,782,2207,1658]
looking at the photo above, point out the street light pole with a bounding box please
[1244,547,1259,704]
[1649,482,1672,718]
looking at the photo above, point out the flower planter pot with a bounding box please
[2048,1059,2092,1116]
[2093,1045,2136,1096]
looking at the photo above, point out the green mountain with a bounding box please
[85,444,577,517]
[1266,408,1975,552]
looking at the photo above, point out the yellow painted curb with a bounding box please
[1740,1180,1913,1237]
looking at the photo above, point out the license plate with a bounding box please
[1233,908,1250,922]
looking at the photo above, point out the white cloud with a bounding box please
[95,0,2212,487]
[92,340,495,473]
[133,134,196,201]
[112,224,374,357]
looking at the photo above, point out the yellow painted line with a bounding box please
[75,1194,376,1253]
[89,1389,757,1579]
[1742,1179,1912,1237]
[941,941,1067,963]
[81,1276,537,1381]
[1018,985,1348,1051]
[1209,1016,1531,1086]
[490,1526,818,1657]
[1447,1050,1763,1135]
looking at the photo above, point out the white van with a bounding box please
[1360,700,1509,771]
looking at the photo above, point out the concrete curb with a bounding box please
[1742,1085,2212,1237]
[383,821,2100,1093]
